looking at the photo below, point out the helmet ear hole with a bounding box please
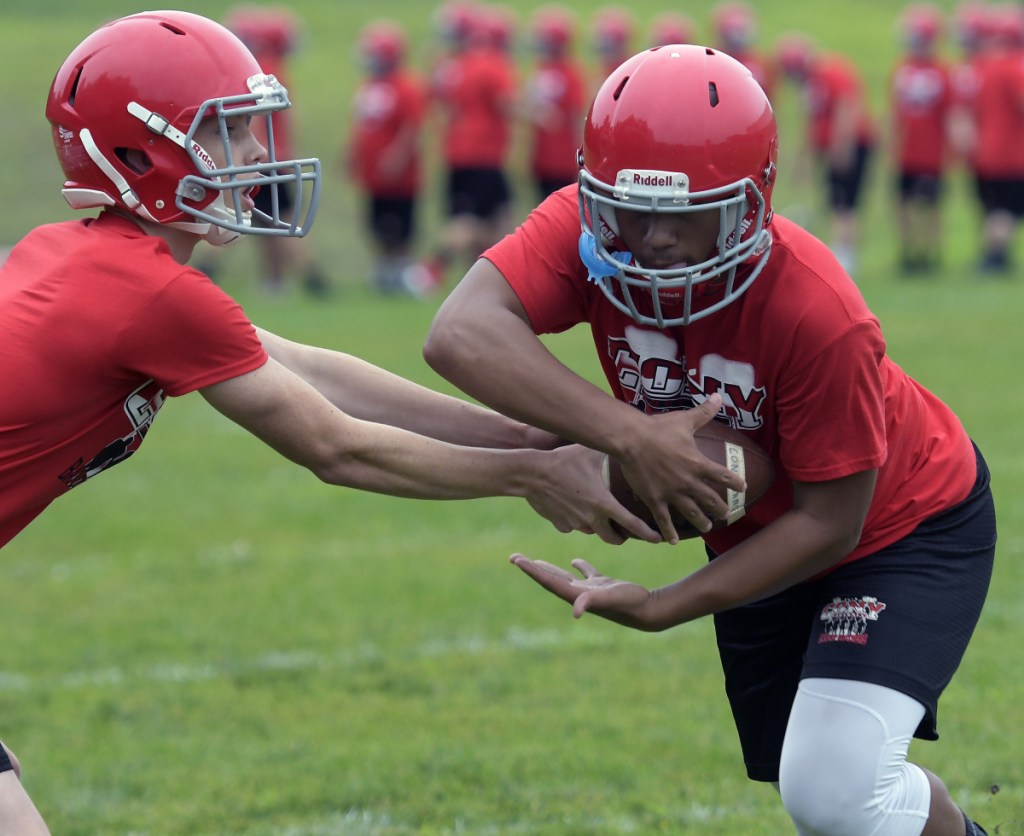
[115,147,153,175]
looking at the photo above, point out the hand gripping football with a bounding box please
[604,421,775,539]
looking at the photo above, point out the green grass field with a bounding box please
[2,1,1023,833]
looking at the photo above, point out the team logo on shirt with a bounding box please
[817,596,887,645]
[609,327,691,412]
[608,327,767,428]
[58,380,166,490]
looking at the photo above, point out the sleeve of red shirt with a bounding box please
[774,318,888,482]
[484,188,589,334]
[113,269,268,397]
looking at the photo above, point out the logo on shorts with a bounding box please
[817,596,887,645]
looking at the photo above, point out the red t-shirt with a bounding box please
[350,70,427,197]
[804,54,876,151]
[0,213,267,549]
[433,46,517,168]
[972,50,1024,177]
[889,57,952,174]
[524,58,587,181]
[484,187,975,568]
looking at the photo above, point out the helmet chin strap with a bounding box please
[166,191,248,247]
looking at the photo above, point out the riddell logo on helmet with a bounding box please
[633,172,673,187]
[614,169,690,198]
[191,141,216,172]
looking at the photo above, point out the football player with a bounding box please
[345,19,429,294]
[888,3,954,274]
[0,13,663,830]
[711,1,776,99]
[425,44,994,836]
[415,0,519,295]
[777,32,877,277]
[223,5,331,296]
[523,6,588,200]
[590,6,636,84]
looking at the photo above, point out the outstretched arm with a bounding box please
[511,469,876,629]
[256,327,561,450]
[200,355,661,542]
[424,258,745,542]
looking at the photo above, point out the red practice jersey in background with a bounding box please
[432,44,517,168]
[524,56,587,183]
[350,69,428,197]
[890,56,952,174]
[804,54,877,152]
[971,49,1024,178]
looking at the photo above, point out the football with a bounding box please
[603,420,775,539]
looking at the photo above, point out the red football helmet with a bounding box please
[776,33,816,81]
[478,4,517,51]
[532,6,576,57]
[592,7,635,59]
[225,6,298,58]
[649,13,697,48]
[991,4,1024,48]
[901,3,944,52]
[359,20,408,74]
[435,1,480,50]
[952,2,993,53]
[713,2,757,52]
[578,45,777,327]
[46,10,321,246]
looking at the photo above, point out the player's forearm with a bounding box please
[424,308,641,458]
[257,328,537,448]
[312,418,553,500]
[645,510,861,630]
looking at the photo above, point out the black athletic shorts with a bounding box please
[535,174,576,202]
[825,142,873,211]
[976,176,1024,218]
[897,171,943,204]
[446,166,511,220]
[367,195,416,248]
[711,442,995,782]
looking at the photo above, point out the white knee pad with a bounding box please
[778,678,932,836]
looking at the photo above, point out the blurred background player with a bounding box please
[225,5,331,297]
[947,2,993,264]
[414,0,518,296]
[888,3,953,275]
[777,32,877,277]
[590,6,635,86]
[522,6,587,202]
[647,11,697,48]
[956,4,1024,275]
[345,20,428,295]
[711,1,776,100]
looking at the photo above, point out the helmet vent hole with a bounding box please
[612,75,629,100]
[68,67,84,108]
[708,82,720,107]
[159,22,187,36]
